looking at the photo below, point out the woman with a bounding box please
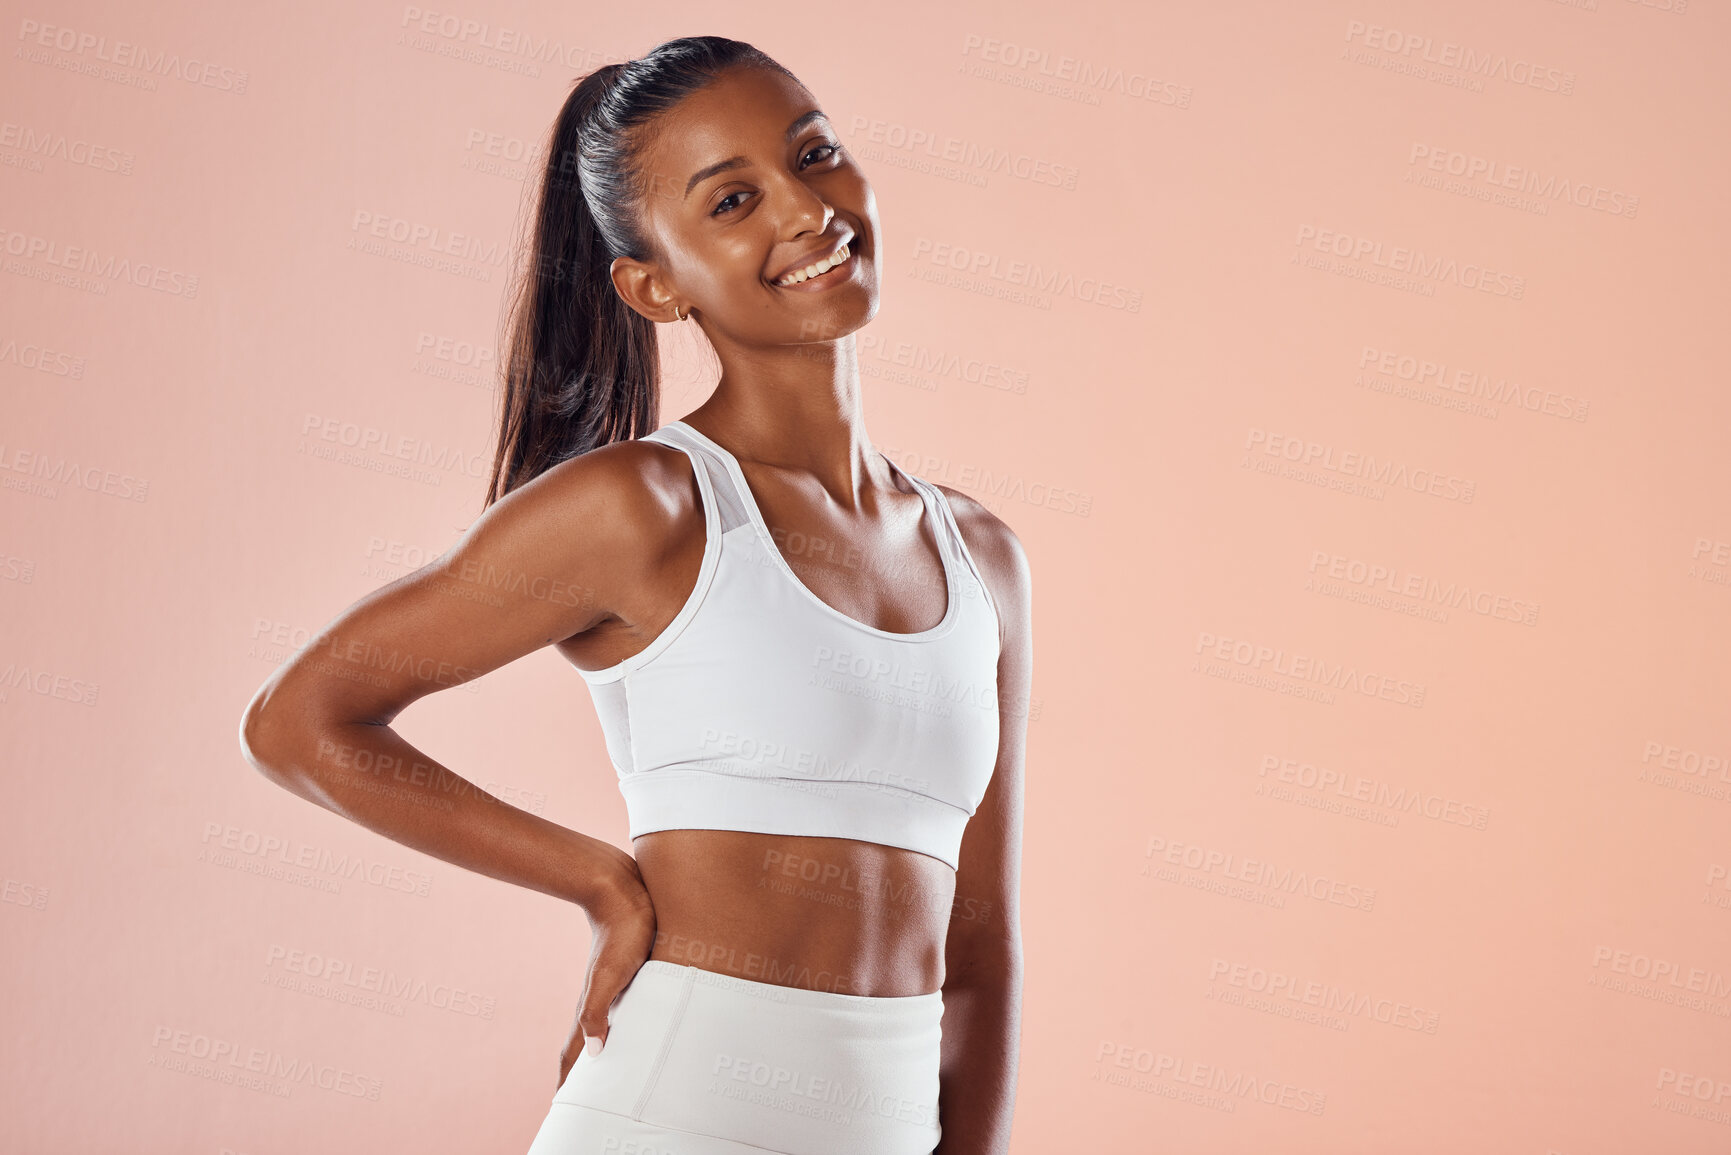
[240,36,1030,1155]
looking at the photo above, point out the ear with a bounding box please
[609,255,681,325]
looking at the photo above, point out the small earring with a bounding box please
[672,305,686,322]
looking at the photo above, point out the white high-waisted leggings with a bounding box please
[525,960,945,1155]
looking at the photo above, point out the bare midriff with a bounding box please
[632,829,955,998]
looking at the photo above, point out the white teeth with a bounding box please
[776,242,850,285]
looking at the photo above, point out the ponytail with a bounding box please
[485,37,796,507]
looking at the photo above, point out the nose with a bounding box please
[768,167,835,238]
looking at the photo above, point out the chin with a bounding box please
[789,290,876,344]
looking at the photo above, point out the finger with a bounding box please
[577,981,618,1055]
[578,1012,607,1055]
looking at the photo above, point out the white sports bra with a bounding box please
[574,420,1002,870]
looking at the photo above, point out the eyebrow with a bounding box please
[683,109,829,201]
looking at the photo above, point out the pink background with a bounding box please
[4,1,1728,1152]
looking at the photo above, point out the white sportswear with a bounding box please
[574,420,1002,871]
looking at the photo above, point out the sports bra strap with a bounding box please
[643,424,750,535]
[904,472,997,620]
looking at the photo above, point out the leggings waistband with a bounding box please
[539,959,944,1155]
[634,959,945,1012]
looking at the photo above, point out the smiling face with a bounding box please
[607,65,880,347]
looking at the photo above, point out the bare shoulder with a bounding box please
[927,482,1031,631]
[491,434,694,520]
[480,435,703,569]
[436,432,709,653]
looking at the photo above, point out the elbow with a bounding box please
[238,686,307,789]
[237,691,279,780]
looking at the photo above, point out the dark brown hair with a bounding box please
[485,36,796,507]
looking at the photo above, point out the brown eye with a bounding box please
[802,142,843,168]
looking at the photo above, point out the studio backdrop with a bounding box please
[3,2,1727,1152]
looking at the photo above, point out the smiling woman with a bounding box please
[239,34,1029,1155]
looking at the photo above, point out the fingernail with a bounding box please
[585,1035,602,1057]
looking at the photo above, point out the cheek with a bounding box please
[693,235,772,295]
[840,168,876,211]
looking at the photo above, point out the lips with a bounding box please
[770,232,855,286]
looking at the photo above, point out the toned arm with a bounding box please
[934,487,1032,1155]
[237,439,696,911]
